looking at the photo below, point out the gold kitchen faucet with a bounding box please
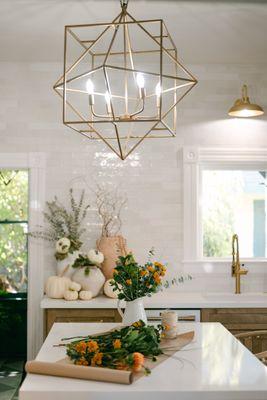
[232,234,248,294]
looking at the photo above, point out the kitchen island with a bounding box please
[20,322,267,400]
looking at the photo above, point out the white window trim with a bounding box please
[0,153,45,359]
[183,147,267,264]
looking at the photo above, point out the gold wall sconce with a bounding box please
[228,84,264,118]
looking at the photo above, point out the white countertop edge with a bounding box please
[41,292,267,309]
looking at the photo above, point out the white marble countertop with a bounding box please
[20,322,267,400]
[41,291,267,309]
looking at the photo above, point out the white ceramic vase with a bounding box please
[118,298,147,326]
[72,266,105,298]
[56,251,79,278]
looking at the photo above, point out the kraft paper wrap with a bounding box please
[25,330,194,385]
[25,360,133,385]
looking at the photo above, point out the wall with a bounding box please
[1,61,267,293]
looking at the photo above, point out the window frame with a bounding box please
[0,153,45,360]
[0,169,29,294]
[183,147,267,263]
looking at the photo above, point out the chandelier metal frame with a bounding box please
[53,0,197,160]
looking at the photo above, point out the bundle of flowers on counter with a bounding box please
[110,251,191,301]
[65,320,162,373]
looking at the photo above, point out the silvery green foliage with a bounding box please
[29,189,90,253]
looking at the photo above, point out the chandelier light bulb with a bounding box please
[136,73,145,89]
[86,79,94,95]
[155,82,161,107]
[105,91,111,103]
[105,91,112,114]
[155,82,161,97]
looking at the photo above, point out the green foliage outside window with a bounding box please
[202,170,242,258]
[0,170,28,293]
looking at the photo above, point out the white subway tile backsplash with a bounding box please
[1,62,267,291]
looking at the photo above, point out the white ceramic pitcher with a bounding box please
[118,298,147,326]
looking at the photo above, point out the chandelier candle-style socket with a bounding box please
[53,0,197,160]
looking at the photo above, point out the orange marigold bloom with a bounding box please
[113,339,122,349]
[76,357,89,366]
[86,340,99,353]
[91,352,103,366]
[133,352,145,372]
[147,266,154,272]
[153,272,161,284]
[132,320,142,327]
[126,279,132,285]
[75,341,87,354]
[154,262,164,269]
[140,270,147,277]
[164,324,171,331]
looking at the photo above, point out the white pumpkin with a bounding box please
[104,279,119,299]
[88,249,104,265]
[64,290,78,301]
[56,237,71,254]
[72,266,105,297]
[79,290,93,301]
[69,281,81,292]
[45,276,71,299]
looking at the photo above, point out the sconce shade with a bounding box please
[228,85,264,118]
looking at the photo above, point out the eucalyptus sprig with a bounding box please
[29,189,90,253]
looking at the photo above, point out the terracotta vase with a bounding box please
[96,235,128,279]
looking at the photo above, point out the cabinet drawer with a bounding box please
[201,308,267,331]
[45,309,121,335]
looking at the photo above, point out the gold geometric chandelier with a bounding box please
[53,0,197,160]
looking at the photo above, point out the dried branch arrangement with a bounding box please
[29,189,90,253]
[94,184,127,237]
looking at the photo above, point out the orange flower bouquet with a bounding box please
[111,252,190,302]
[65,320,162,374]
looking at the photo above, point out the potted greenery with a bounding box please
[29,189,90,277]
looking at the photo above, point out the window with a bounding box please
[183,147,267,262]
[0,170,28,292]
[202,169,267,258]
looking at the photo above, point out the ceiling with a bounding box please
[0,0,267,64]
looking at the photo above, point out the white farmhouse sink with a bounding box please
[203,292,267,302]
